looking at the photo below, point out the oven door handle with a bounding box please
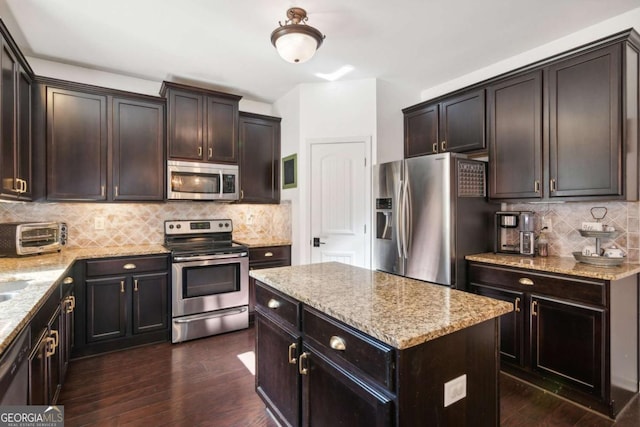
[173,307,248,323]
[173,252,248,262]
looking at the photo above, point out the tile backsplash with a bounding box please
[0,201,291,248]
[506,201,640,263]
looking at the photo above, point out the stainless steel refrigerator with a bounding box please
[373,152,497,289]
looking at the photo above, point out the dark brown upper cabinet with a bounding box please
[38,79,166,202]
[547,45,622,199]
[488,71,543,200]
[46,87,108,201]
[0,20,33,201]
[112,97,165,201]
[238,112,281,204]
[161,81,241,164]
[403,88,485,158]
[486,31,639,202]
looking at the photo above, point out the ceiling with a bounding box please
[0,0,638,103]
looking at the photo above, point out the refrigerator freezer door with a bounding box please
[405,153,453,285]
[373,161,404,275]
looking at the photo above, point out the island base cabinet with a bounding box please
[301,343,393,427]
[255,312,301,427]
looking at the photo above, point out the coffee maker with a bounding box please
[494,211,536,255]
[518,211,535,256]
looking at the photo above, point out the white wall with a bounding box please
[421,7,640,100]
[376,79,420,164]
[25,56,273,114]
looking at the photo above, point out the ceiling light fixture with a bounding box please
[271,7,325,64]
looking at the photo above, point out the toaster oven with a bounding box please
[0,222,67,256]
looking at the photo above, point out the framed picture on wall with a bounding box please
[282,154,297,189]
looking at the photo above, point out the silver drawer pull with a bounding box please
[288,343,297,364]
[123,263,137,270]
[267,299,281,309]
[63,277,74,285]
[519,278,534,286]
[329,336,346,351]
[264,252,274,257]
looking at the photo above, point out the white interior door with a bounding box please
[310,140,370,267]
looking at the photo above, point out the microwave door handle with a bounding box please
[219,171,224,195]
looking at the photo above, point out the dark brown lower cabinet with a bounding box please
[248,245,291,322]
[74,254,170,357]
[469,262,638,418]
[255,280,500,426]
[29,272,75,405]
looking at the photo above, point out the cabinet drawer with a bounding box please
[249,245,291,264]
[255,281,299,329]
[86,255,169,277]
[303,306,394,390]
[468,263,605,306]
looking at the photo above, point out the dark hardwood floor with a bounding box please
[59,327,640,426]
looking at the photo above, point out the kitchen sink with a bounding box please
[0,280,30,303]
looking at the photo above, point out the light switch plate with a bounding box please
[444,374,466,407]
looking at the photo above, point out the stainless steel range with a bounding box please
[164,219,249,343]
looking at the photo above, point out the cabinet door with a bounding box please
[239,113,281,203]
[255,312,301,427]
[86,277,127,342]
[548,45,621,198]
[205,96,238,163]
[46,88,107,201]
[531,295,604,397]
[0,42,17,198]
[167,89,203,161]
[28,330,49,405]
[488,71,542,199]
[112,97,165,201]
[48,307,62,404]
[472,285,524,367]
[439,89,485,153]
[132,272,169,335]
[16,67,31,199]
[60,292,75,381]
[404,103,438,157]
[301,343,393,427]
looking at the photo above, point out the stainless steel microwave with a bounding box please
[167,160,239,201]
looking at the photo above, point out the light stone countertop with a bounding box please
[466,253,640,281]
[0,245,169,355]
[250,262,513,350]
[233,238,292,248]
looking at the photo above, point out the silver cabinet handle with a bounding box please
[531,300,538,316]
[267,299,280,309]
[134,279,139,292]
[65,295,76,314]
[198,146,203,157]
[519,278,534,286]
[120,280,125,293]
[550,179,557,192]
[534,180,540,193]
[123,263,137,270]
[45,336,56,358]
[298,352,310,375]
[208,147,213,158]
[432,142,438,153]
[514,297,521,313]
[101,185,105,197]
[264,252,274,257]
[115,186,119,197]
[329,336,346,351]
[441,140,447,151]
[63,277,74,285]
[288,343,297,364]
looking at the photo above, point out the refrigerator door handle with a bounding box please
[396,179,404,259]
[402,177,412,259]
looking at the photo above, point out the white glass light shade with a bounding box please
[275,32,319,63]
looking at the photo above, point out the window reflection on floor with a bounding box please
[237,350,255,375]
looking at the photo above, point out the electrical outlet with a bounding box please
[247,214,254,225]
[95,217,105,230]
[444,374,466,407]
[541,217,553,233]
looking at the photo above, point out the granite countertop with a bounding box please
[233,238,292,248]
[250,262,513,350]
[466,253,640,281]
[0,245,169,355]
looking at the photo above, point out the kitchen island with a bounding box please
[250,262,513,426]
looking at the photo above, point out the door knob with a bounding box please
[313,237,326,247]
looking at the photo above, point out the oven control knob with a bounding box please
[177,224,181,229]
[219,223,223,228]
[169,225,174,229]
[225,222,230,228]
